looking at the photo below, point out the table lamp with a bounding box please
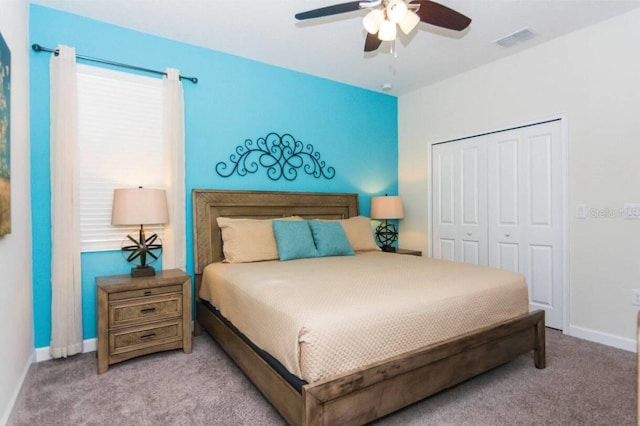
[111,187,169,277]
[370,194,404,252]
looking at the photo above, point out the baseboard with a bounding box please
[33,338,97,363]
[1,351,33,426]
[567,325,636,353]
[31,325,196,362]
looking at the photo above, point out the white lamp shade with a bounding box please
[399,10,420,34]
[371,196,404,219]
[363,9,385,34]
[378,20,397,41]
[111,187,169,225]
[386,0,408,24]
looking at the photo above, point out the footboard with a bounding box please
[196,300,545,426]
[301,310,545,425]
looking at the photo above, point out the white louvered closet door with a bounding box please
[431,120,563,329]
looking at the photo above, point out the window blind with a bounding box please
[77,64,164,252]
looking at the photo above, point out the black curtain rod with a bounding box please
[31,44,198,84]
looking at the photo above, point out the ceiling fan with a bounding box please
[295,0,471,52]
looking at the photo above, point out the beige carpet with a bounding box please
[10,329,636,425]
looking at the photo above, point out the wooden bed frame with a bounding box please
[192,189,546,426]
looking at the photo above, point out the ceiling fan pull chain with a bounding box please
[386,39,397,58]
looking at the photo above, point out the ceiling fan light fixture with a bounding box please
[363,9,385,34]
[398,9,420,34]
[294,0,472,53]
[386,0,408,24]
[378,19,397,41]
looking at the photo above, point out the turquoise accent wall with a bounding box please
[29,5,398,348]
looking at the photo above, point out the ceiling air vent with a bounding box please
[494,28,535,48]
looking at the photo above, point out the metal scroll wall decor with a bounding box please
[215,132,336,181]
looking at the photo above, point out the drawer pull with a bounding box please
[143,291,152,296]
[140,307,156,314]
[140,333,156,339]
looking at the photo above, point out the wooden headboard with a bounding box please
[192,189,359,275]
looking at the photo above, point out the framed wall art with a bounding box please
[0,31,10,236]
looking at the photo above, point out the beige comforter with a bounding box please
[200,252,528,383]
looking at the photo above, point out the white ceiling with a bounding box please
[32,0,640,95]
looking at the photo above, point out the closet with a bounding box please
[431,120,563,329]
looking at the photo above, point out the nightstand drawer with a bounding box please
[110,319,183,356]
[109,294,182,327]
[109,284,183,301]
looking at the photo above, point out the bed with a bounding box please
[192,189,546,426]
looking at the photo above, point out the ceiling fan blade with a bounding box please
[410,0,471,31]
[295,1,362,20]
[364,32,382,52]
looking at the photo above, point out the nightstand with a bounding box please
[394,248,422,256]
[97,269,192,374]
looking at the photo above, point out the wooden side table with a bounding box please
[97,269,192,374]
[394,248,422,256]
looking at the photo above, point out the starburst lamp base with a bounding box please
[131,264,156,278]
[121,225,162,278]
[375,220,398,252]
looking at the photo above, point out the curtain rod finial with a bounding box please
[181,76,198,84]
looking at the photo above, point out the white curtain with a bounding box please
[162,68,186,270]
[49,45,83,358]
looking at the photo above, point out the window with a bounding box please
[77,64,164,252]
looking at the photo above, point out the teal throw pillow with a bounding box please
[309,220,354,257]
[272,220,320,261]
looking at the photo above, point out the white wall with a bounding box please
[399,8,640,349]
[0,0,33,423]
